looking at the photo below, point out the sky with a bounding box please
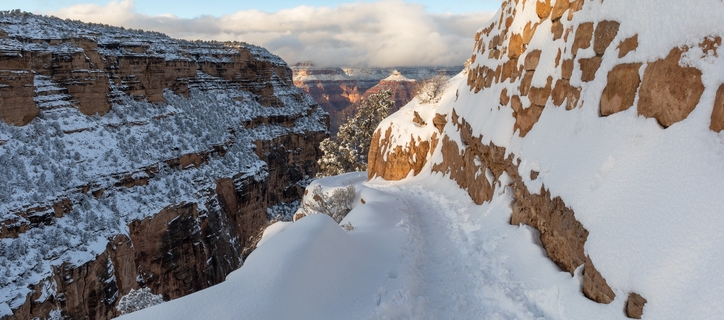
[2,0,500,67]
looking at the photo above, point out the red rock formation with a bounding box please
[572,22,594,56]
[369,111,617,307]
[0,70,37,125]
[367,126,436,181]
[626,293,647,319]
[600,63,642,116]
[710,84,724,132]
[618,35,639,58]
[362,71,417,113]
[291,66,361,134]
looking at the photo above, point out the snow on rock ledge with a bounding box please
[369,0,724,318]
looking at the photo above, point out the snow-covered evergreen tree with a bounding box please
[317,90,393,177]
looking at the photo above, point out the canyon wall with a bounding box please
[368,0,724,318]
[0,12,327,319]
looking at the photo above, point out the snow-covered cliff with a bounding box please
[0,11,327,319]
[369,0,724,318]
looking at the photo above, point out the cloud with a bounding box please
[46,0,496,68]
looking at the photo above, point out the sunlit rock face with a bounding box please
[0,11,327,320]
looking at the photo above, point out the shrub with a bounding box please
[297,185,356,223]
[117,287,164,315]
[415,74,448,104]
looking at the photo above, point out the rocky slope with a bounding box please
[368,0,724,318]
[0,11,327,319]
[291,64,461,135]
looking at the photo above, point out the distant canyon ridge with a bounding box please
[291,63,463,135]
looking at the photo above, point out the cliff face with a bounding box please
[292,65,461,135]
[368,0,724,318]
[291,66,361,134]
[0,12,327,319]
[362,71,417,114]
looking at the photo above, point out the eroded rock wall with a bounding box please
[0,12,327,320]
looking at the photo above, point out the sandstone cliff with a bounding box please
[368,0,724,318]
[0,11,327,319]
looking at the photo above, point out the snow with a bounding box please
[293,72,353,82]
[381,70,414,82]
[0,11,328,316]
[122,1,724,318]
[119,173,407,320]
[449,1,724,318]
[341,66,463,81]
[292,65,463,84]
[119,172,632,320]
[256,221,293,248]
[7,0,724,318]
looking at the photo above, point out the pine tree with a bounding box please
[317,90,393,177]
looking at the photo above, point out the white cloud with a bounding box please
[46,0,496,68]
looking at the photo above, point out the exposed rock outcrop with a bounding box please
[625,292,647,319]
[0,70,37,125]
[291,65,362,134]
[370,111,615,305]
[637,47,704,128]
[0,12,327,320]
[600,63,642,116]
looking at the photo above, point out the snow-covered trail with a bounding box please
[369,179,555,319]
[119,173,627,320]
[367,173,630,320]
[402,186,484,319]
[372,183,486,319]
